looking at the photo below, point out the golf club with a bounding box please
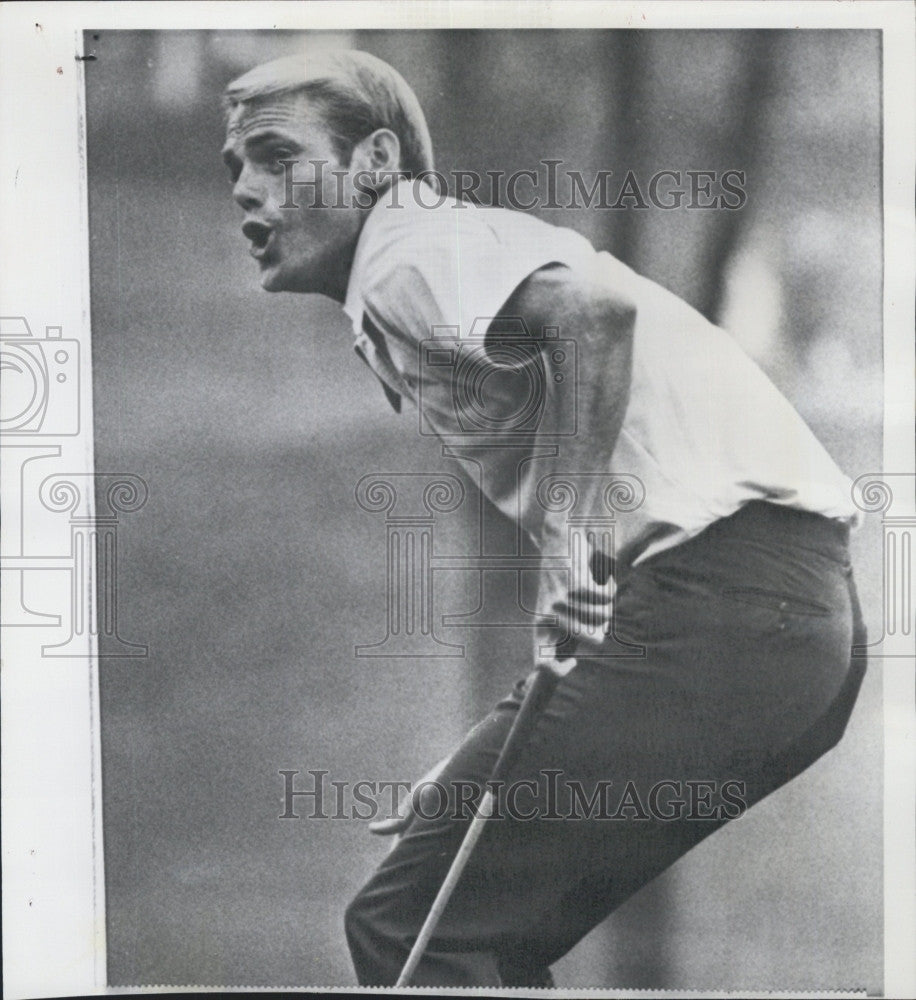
[395,663,561,987]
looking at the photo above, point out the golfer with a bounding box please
[223,50,867,987]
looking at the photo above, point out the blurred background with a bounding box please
[86,29,883,990]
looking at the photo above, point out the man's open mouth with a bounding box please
[242,221,274,260]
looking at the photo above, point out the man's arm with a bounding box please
[500,264,637,658]
[366,265,637,842]
[500,262,636,454]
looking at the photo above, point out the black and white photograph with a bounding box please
[1,2,914,996]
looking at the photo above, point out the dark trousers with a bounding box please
[345,502,868,986]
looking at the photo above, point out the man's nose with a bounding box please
[233,166,265,211]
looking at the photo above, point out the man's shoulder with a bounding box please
[348,179,610,341]
[363,178,586,255]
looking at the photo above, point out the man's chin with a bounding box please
[260,269,318,296]
[259,264,313,294]
[259,266,285,292]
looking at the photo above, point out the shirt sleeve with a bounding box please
[358,196,580,345]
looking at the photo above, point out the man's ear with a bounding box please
[350,128,402,180]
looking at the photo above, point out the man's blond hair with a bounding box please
[224,49,434,178]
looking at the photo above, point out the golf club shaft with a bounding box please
[395,665,560,987]
[394,788,495,987]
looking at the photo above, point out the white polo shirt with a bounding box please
[343,179,857,667]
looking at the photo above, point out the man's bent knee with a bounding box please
[344,887,397,985]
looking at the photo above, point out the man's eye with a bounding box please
[269,151,295,173]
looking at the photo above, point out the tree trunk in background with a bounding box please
[699,30,774,325]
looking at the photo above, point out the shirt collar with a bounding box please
[342,178,416,336]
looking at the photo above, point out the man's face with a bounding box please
[222,94,364,298]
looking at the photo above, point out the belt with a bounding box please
[697,500,852,564]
